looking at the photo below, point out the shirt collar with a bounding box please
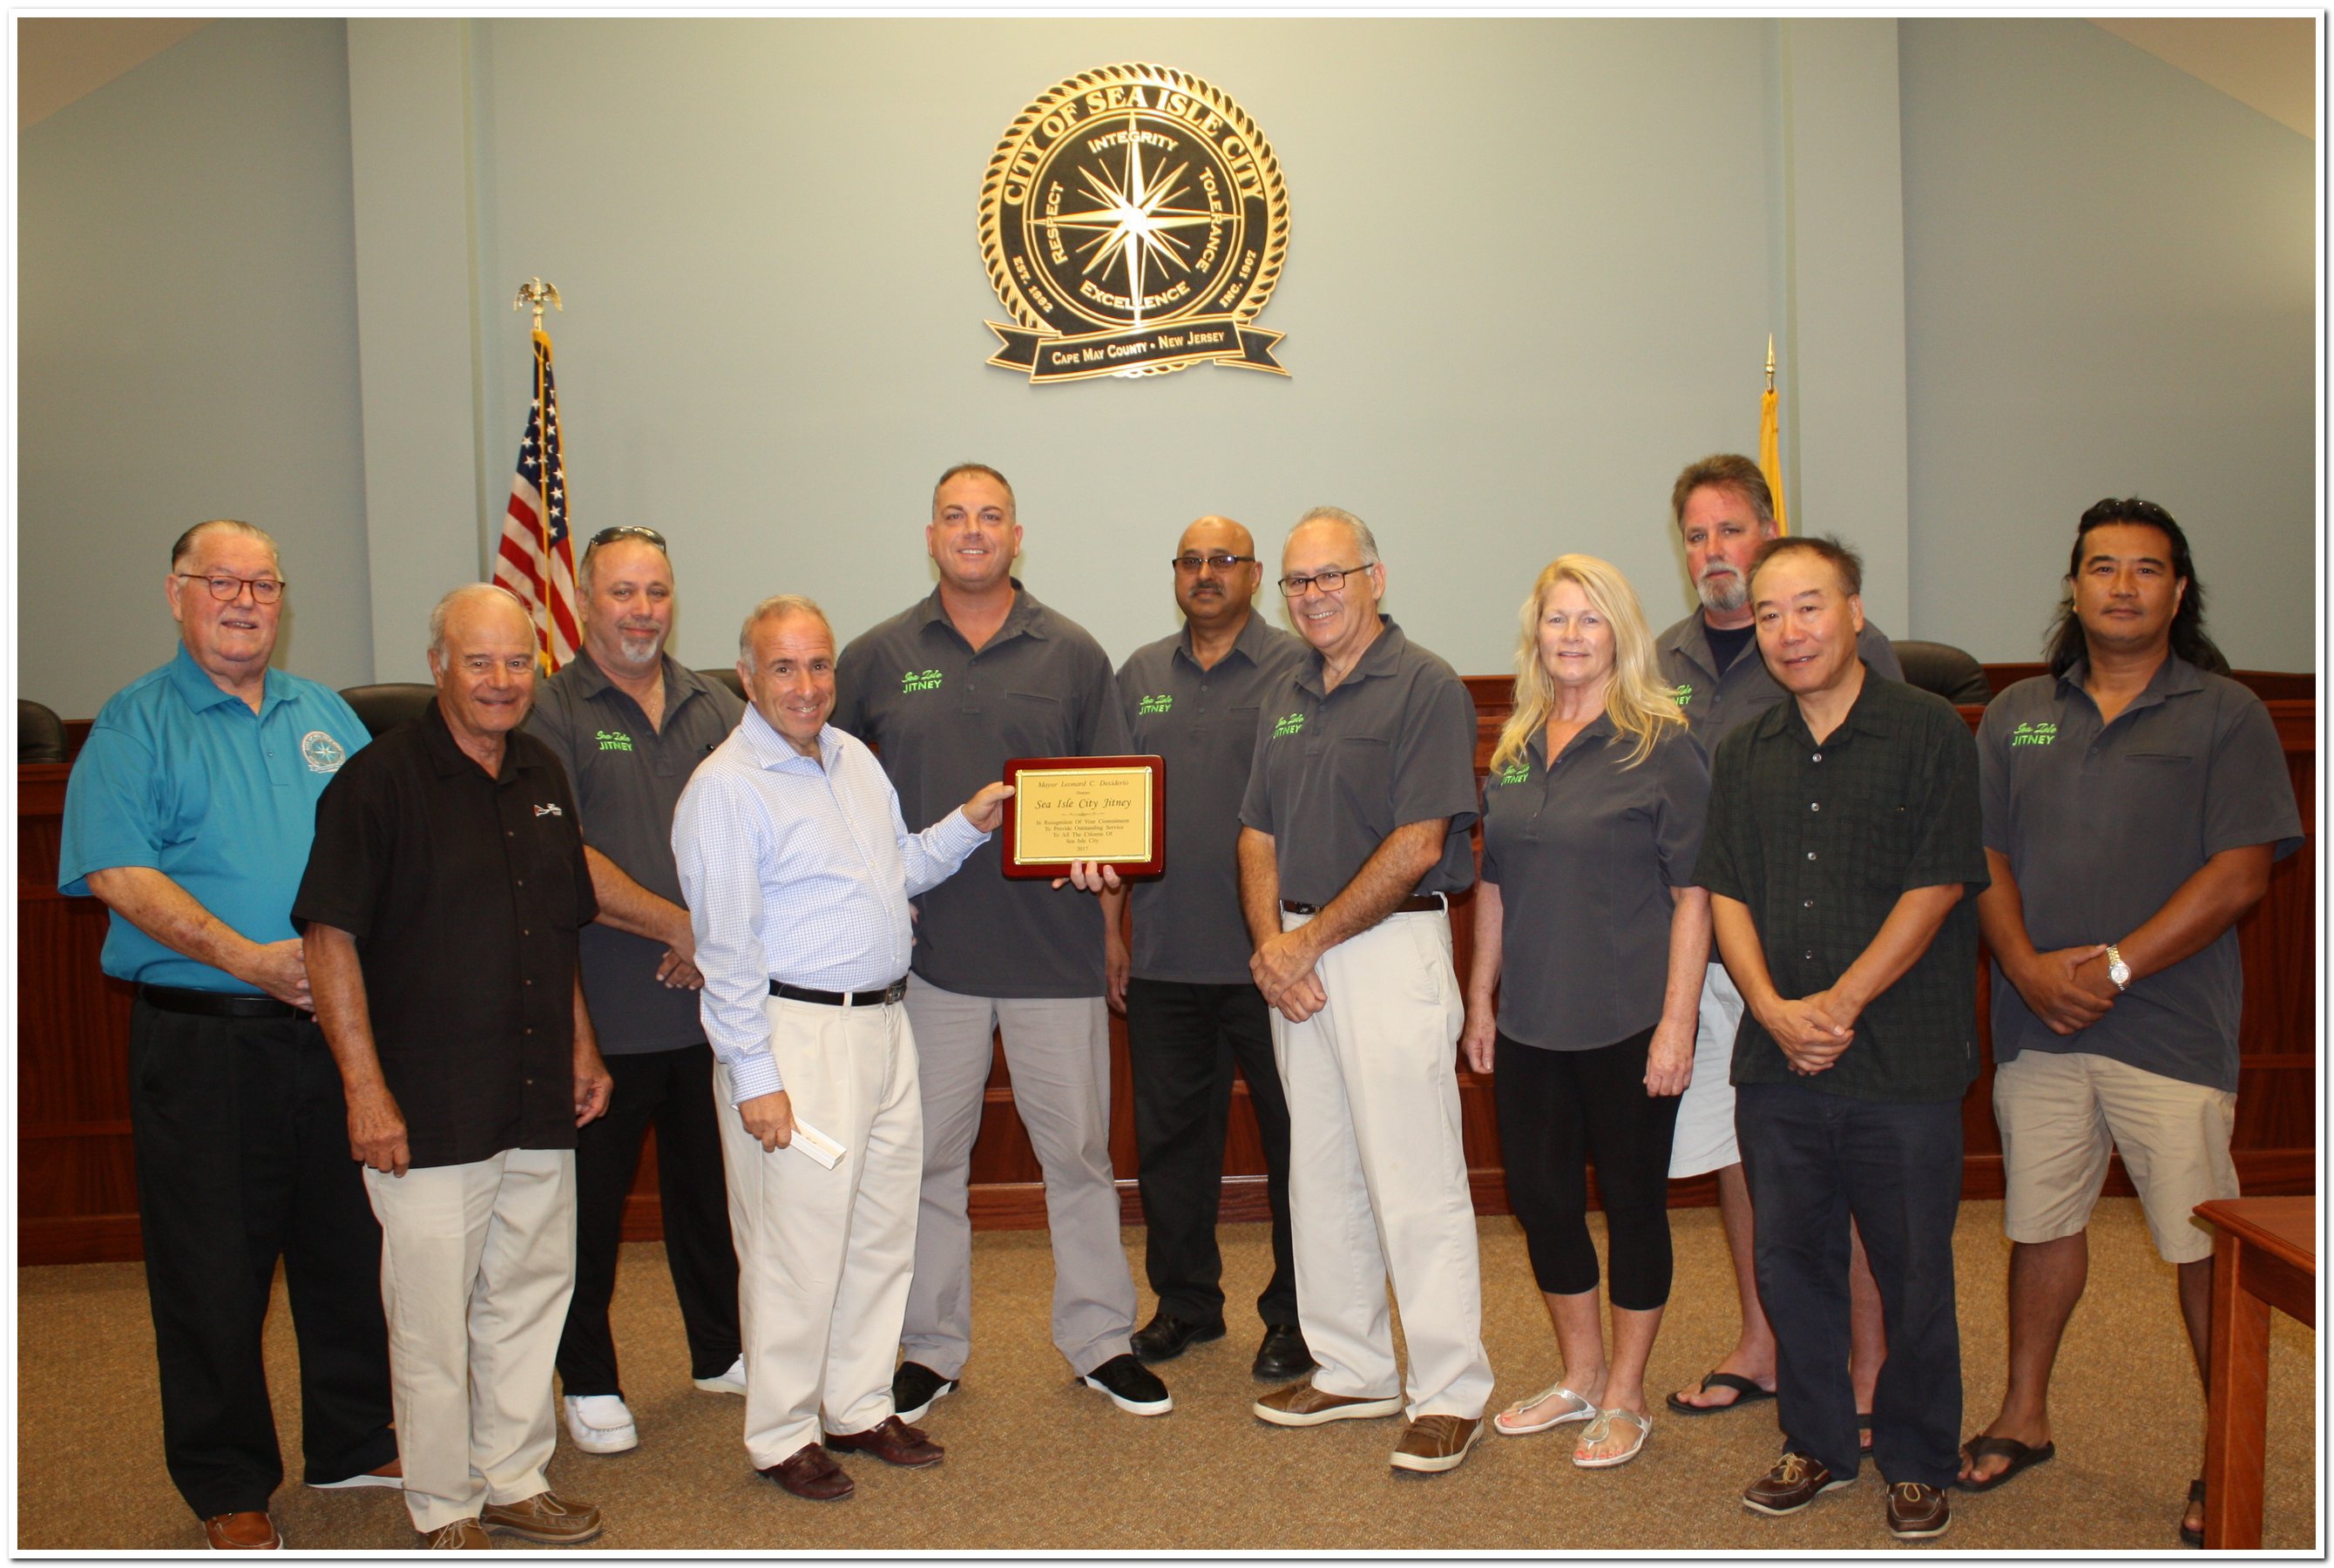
[1657,613,1722,680]
[1754,665,1893,746]
[1174,607,1274,671]
[565,648,711,710]
[418,696,542,782]
[2053,651,2202,713]
[739,704,840,774]
[917,578,1045,647]
[168,642,286,717]
[1298,614,1408,695]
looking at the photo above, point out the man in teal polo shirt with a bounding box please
[60,519,398,1551]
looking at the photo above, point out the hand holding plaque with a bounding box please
[998,755,1166,880]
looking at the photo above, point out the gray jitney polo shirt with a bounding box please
[1118,610,1309,985]
[1978,654,2303,1093]
[833,580,1132,999]
[1238,616,1478,908]
[527,650,743,1054]
[1658,610,1903,739]
[1480,717,1709,1051]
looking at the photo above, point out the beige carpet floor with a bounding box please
[16,1197,2317,1553]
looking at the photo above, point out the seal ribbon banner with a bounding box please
[979,63,1290,383]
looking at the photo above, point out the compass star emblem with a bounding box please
[979,63,1289,382]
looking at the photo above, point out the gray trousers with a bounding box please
[899,976,1136,1379]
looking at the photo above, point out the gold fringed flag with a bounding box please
[1760,334,1790,537]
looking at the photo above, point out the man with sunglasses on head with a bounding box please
[1110,517,1313,1382]
[61,520,398,1551]
[1237,507,1491,1475]
[525,525,747,1458]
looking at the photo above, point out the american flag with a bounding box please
[492,330,580,670]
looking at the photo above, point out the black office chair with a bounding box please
[699,667,747,701]
[1891,640,1992,706]
[339,683,436,740]
[19,699,66,764]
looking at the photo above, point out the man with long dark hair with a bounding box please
[1958,500,2301,1548]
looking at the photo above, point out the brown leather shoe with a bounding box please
[1742,1451,1856,1515]
[479,1490,603,1544]
[1251,1380,1405,1427]
[823,1415,944,1468]
[763,1441,855,1501]
[1886,1482,1952,1539]
[416,1518,490,1549]
[1390,1414,1483,1473]
[201,1511,281,1551]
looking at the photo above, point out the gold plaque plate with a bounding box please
[998,755,1167,877]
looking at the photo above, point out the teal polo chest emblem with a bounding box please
[596,728,634,753]
[300,730,346,774]
[1138,693,1173,716]
[1272,712,1306,738]
[2010,721,2058,747]
[901,668,944,693]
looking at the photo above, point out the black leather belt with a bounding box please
[139,984,308,1020]
[771,978,909,1008]
[1281,893,1447,916]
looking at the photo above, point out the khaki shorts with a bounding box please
[1994,1049,2237,1264]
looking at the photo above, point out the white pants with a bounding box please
[363,1147,575,1532]
[899,977,1135,1379]
[1668,963,1747,1179]
[713,995,923,1467]
[1272,909,1492,1419]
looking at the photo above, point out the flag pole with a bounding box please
[1760,334,1790,537]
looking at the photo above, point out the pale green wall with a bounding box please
[17,17,2317,720]
[18,18,374,719]
[1900,18,2317,672]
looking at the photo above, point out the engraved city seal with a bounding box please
[979,63,1289,382]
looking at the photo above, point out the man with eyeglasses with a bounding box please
[525,525,747,1458]
[1109,517,1313,1382]
[833,463,1170,1423]
[61,520,399,1550]
[1237,507,1492,1475]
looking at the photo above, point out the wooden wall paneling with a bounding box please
[21,680,2317,1265]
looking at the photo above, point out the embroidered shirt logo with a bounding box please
[596,728,634,753]
[299,731,346,774]
[1670,683,1694,708]
[2009,721,2059,747]
[534,802,565,817]
[1137,693,1174,716]
[1272,712,1306,738]
[901,668,944,693]
[1498,760,1531,786]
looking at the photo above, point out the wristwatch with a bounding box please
[2105,943,2131,992]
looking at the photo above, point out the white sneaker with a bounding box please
[561,1394,638,1454]
[692,1355,748,1396]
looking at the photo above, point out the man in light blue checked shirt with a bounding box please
[672,594,1011,1504]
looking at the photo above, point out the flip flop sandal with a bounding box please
[1573,1407,1651,1469]
[1665,1370,1775,1416]
[1955,1435,2056,1492]
[1492,1383,1597,1436]
[2179,1477,2204,1548]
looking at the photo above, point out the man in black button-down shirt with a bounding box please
[1692,537,1986,1539]
[297,585,613,1550]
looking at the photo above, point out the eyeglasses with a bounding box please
[1172,552,1255,574]
[1278,564,1370,598]
[175,572,286,604]
[588,526,667,551]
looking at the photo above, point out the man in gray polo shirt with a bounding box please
[525,527,746,1456]
[832,463,1169,1421]
[1113,515,1313,1382]
[1958,500,2301,1546]
[1654,454,1898,1427]
[1238,506,1491,1476]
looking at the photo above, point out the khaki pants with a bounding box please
[363,1147,574,1532]
[714,994,923,1468]
[1272,909,1492,1419]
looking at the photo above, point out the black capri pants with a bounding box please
[1494,1024,1681,1311]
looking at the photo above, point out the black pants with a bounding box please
[1735,1078,1964,1489]
[1493,1027,1681,1309]
[557,1042,741,1396]
[126,998,398,1518]
[1122,978,1298,1327]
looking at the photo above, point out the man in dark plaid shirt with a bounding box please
[1692,536,1988,1542]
